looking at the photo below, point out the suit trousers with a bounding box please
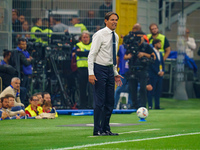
[93,63,114,133]
[147,77,163,109]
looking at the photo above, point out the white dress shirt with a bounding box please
[88,26,119,76]
[153,47,161,61]
[186,37,196,58]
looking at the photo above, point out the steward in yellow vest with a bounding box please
[31,18,43,43]
[147,23,171,61]
[42,18,53,45]
[72,31,93,109]
[25,94,43,117]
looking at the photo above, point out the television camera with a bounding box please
[123,31,154,72]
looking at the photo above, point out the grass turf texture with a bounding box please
[1,98,200,150]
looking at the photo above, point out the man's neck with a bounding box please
[3,58,9,64]
[31,105,37,111]
[152,33,159,38]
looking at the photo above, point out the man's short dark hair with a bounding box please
[53,14,61,22]
[42,92,50,98]
[149,23,158,30]
[4,94,15,99]
[1,97,8,103]
[152,39,161,47]
[105,12,119,20]
[3,49,11,58]
[29,93,38,101]
[17,37,27,45]
[32,18,41,25]
[133,31,145,35]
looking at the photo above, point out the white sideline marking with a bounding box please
[88,128,160,137]
[49,132,200,150]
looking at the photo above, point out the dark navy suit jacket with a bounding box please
[148,49,165,78]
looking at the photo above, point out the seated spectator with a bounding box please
[83,10,101,32]
[70,16,87,33]
[25,94,43,117]
[42,101,52,113]
[0,96,20,120]
[0,77,24,107]
[7,94,26,117]
[36,92,43,106]
[42,92,58,117]
[53,14,68,32]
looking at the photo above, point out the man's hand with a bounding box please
[124,53,132,60]
[19,111,26,117]
[89,75,97,85]
[158,71,164,77]
[137,52,145,58]
[16,115,20,119]
[115,75,124,86]
[1,111,9,120]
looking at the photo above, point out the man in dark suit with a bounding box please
[147,39,165,109]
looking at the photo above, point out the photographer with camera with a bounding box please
[124,31,155,109]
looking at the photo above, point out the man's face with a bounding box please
[11,79,20,90]
[22,21,29,31]
[155,42,162,50]
[37,19,42,26]
[81,33,90,45]
[37,94,43,105]
[19,15,25,23]
[2,98,9,109]
[105,14,118,31]
[43,94,51,102]
[150,25,159,35]
[18,41,27,50]
[12,12,18,21]
[8,97,15,108]
[88,11,95,18]
[6,52,11,60]
[30,96,39,107]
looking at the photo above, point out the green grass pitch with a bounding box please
[1,98,200,150]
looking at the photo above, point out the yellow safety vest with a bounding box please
[147,33,165,56]
[25,104,43,117]
[42,28,53,45]
[31,26,43,43]
[74,24,87,33]
[76,42,91,68]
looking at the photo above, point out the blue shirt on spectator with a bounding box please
[16,47,32,75]
[0,60,7,65]
[117,44,129,75]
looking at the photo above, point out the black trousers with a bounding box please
[128,69,148,109]
[93,63,114,133]
[77,67,93,109]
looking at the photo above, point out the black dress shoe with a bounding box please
[105,131,119,136]
[93,131,107,136]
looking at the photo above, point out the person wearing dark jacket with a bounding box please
[147,39,165,109]
[72,31,93,109]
